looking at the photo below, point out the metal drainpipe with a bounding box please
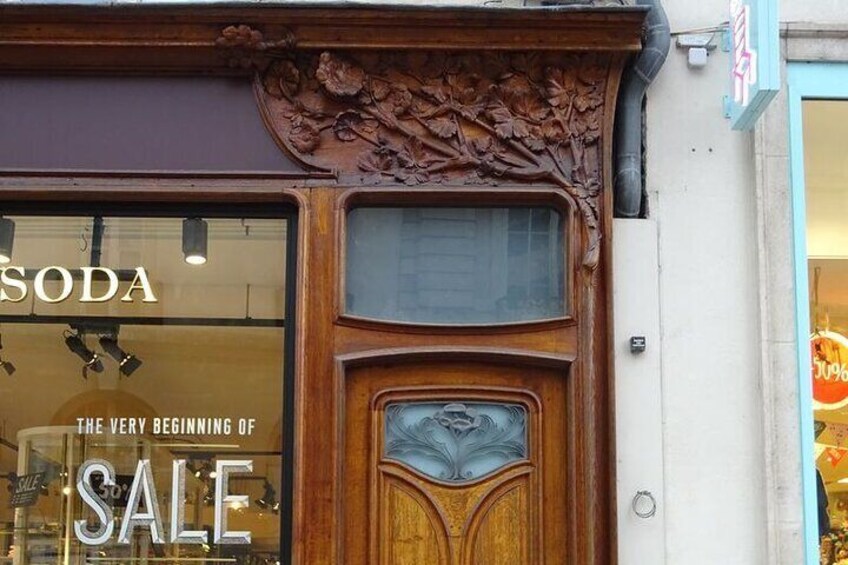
[613,0,671,218]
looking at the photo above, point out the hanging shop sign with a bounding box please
[0,266,157,304]
[8,472,46,508]
[811,331,848,410]
[726,0,779,130]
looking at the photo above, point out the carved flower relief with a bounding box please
[316,51,365,97]
[264,60,301,99]
[434,403,484,435]
[371,81,413,116]
[288,115,321,154]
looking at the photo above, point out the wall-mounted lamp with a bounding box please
[182,218,208,265]
[99,336,142,377]
[0,217,15,264]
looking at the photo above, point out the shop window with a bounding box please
[0,209,294,565]
[345,207,566,325]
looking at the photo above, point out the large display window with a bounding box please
[0,205,296,565]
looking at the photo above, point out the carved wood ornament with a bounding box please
[220,25,609,270]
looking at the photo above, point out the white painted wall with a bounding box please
[632,1,767,563]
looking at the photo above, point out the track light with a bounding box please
[182,218,208,265]
[99,336,142,377]
[0,333,14,376]
[0,217,14,264]
[64,331,103,378]
[255,481,279,515]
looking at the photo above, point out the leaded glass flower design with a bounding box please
[383,402,527,483]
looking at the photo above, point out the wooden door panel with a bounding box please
[344,360,567,565]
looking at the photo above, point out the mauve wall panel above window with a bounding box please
[0,76,300,173]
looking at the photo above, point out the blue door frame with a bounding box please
[788,62,848,565]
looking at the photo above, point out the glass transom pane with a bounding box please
[346,207,566,324]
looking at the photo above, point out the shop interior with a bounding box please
[804,100,848,565]
[0,215,288,565]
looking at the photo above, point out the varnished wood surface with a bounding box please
[344,367,567,564]
[0,5,647,73]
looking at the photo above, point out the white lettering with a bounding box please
[118,460,165,545]
[74,460,116,546]
[33,266,73,303]
[214,460,253,545]
[0,267,27,302]
[80,267,119,303]
[121,267,158,303]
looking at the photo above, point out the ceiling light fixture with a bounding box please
[182,218,208,266]
[255,480,279,515]
[64,330,103,378]
[99,336,142,377]
[0,217,15,264]
[0,333,14,376]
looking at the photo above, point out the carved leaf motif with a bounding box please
[426,116,457,139]
[574,83,604,112]
[397,137,431,169]
[333,110,377,142]
[316,52,365,97]
[511,92,550,123]
[544,66,578,108]
[358,148,394,173]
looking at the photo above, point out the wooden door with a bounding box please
[344,360,568,565]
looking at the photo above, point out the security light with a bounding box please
[0,217,14,264]
[182,218,208,265]
[99,336,142,377]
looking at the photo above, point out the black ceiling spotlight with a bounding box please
[255,480,279,515]
[64,329,103,378]
[99,336,142,377]
[0,217,14,264]
[0,333,14,376]
[182,218,208,266]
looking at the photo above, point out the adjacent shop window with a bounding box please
[345,207,566,324]
[803,100,848,563]
[0,212,293,565]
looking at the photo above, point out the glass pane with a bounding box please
[0,215,288,565]
[384,402,527,483]
[346,207,566,324]
[803,100,848,558]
